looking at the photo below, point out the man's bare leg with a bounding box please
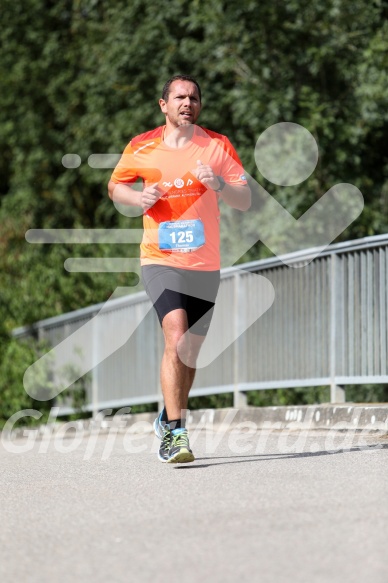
[160,308,205,421]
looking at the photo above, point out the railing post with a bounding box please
[233,271,248,408]
[330,253,346,403]
[331,384,345,403]
[91,313,99,418]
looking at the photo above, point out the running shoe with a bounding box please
[167,428,195,464]
[153,411,165,440]
[157,423,172,463]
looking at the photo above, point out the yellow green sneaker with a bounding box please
[167,428,195,464]
[157,423,171,463]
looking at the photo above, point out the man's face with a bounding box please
[159,80,201,128]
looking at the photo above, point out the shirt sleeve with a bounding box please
[110,141,139,184]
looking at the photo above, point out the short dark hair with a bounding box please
[161,75,202,103]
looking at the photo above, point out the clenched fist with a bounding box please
[194,159,221,191]
[141,182,162,211]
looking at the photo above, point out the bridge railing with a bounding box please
[13,234,388,414]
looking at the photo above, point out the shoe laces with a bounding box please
[171,430,189,448]
[162,425,171,449]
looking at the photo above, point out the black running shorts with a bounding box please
[141,265,221,336]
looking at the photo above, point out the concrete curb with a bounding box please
[186,404,388,433]
[3,404,388,441]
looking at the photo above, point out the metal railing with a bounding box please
[13,234,388,413]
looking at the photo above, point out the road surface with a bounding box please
[1,424,387,583]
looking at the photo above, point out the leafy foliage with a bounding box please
[1,0,388,424]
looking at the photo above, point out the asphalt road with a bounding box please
[1,425,387,583]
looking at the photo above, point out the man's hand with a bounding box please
[194,160,221,191]
[194,159,251,210]
[140,183,162,211]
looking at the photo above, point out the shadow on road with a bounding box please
[174,443,388,469]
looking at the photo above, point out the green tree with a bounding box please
[1,0,387,422]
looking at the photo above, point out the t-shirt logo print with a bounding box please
[165,172,207,199]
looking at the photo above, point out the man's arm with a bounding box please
[216,182,251,211]
[194,160,251,211]
[108,180,161,212]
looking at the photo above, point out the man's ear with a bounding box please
[159,98,167,113]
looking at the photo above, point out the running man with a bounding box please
[108,74,251,463]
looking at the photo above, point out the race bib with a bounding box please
[158,219,205,252]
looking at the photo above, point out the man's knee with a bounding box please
[162,310,188,349]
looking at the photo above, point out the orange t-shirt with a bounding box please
[110,125,247,270]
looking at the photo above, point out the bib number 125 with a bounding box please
[158,219,205,252]
[170,230,194,244]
